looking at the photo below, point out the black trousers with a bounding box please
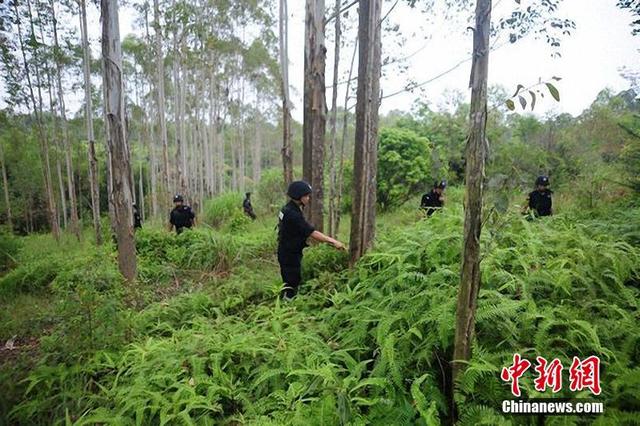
[279,264,302,299]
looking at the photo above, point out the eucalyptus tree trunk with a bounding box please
[452,0,492,396]
[253,90,262,185]
[16,0,60,241]
[172,21,187,197]
[327,0,341,238]
[39,21,67,231]
[279,0,294,186]
[80,0,103,245]
[239,78,246,194]
[0,143,12,230]
[303,0,326,231]
[153,0,170,201]
[207,65,216,195]
[216,101,225,195]
[335,39,357,236]
[51,0,80,240]
[349,0,381,264]
[101,0,137,281]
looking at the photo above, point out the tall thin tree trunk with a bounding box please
[0,143,12,230]
[253,89,262,185]
[80,0,103,245]
[101,0,137,281]
[239,78,246,193]
[217,103,225,194]
[303,0,326,231]
[335,39,357,236]
[40,5,68,232]
[16,0,60,241]
[327,0,341,238]
[51,0,80,240]
[279,0,293,187]
[452,0,492,404]
[153,0,170,202]
[349,0,381,264]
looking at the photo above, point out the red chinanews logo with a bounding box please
[501,354,601,397]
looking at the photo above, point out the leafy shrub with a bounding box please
[203,192,246,229]
[377,127,432,209]
[0,230,22,274]
[0,254,62,299]
[301,244,349,281]
[255,168,288,213]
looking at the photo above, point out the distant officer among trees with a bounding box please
[243,192,257,220]
[133,203,142,229]
[522,175,553,217]
[277,181,346,299]
[421,180,447,216]
[168,194,196,234]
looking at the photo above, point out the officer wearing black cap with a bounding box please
[523,175,553,217]
[277,180,346,299]
[243,192,256,220]
[421,180,447,216]
[168,194,196,234]
[133,202,142,229]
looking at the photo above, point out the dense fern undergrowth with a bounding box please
[0,194,639,425]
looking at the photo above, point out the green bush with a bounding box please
[255,168,288,213]
[0,254,62,299]
[301,244,349,281]
[203,192,246,229]
[377,127,432,209]
[0,230,22,273]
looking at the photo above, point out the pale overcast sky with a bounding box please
[3,0,639,122]
[128,0,640,121]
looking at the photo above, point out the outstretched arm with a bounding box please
[310,230,346,250]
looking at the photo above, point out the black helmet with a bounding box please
[245,192,251,197]
[535,176,550,187]
[287,181,312,200]
[434,180,447,189]
[173,194,184,202]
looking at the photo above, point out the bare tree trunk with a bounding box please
[51,0,80,240]
[238,77,246,193]
[253,89,262,185]
[16,0,60,241]
[217,105,225,195]
[327,0,341,238]
[303,0,326,231]
[80,0,103,245]
[279,0,294,186]
[349,0,381,264]
[0,143,11,230]
[101,0,137,281]
[452,0,492,401]
[153,0,170,202]
[335,39,358,236]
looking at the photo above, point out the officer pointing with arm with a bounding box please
[278,181,346,300]
[168,194,196,234]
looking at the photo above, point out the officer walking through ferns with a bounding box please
[420,180,447,216]
[278,181,346,299]
[243,192,257,220]
[522,175,553,217]
[168,194,196,234]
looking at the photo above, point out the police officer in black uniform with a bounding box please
[523,175,553,217]
[133,203,142,229]
[420,180,447,216]
[278,181,346,299]
[243,192,257,220]
[168,194,196,234]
